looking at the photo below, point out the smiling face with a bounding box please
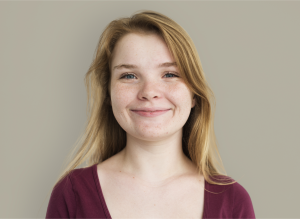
[110,33,195,140]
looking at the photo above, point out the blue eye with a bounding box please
[121,73,136,79]
[164,72,178,78]
[120,72,178,80]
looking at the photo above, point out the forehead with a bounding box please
[111,33,175,70]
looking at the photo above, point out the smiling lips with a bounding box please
[134,110,167,112]
[131,107,171,112]
[131,108,170,117]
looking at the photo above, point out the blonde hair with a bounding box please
[53,10,236,193]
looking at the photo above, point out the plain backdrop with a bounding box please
[0,1,299,218]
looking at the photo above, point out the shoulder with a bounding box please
[232,181,253,203]
[46,164,104,218]
[205,176,255,218]
[68,165,96,182]
[50,164,97,199]
[206,175,253,199]
[51,165,94,192]
[205,175,255,218]
[231,180,255,217]
[46,169,80,218]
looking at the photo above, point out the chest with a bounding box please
[98,169,205,219]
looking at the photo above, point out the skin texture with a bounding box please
[109,33,197,187]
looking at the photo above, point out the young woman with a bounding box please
[46,10,255,219]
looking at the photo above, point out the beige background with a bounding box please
[0,1,299,218]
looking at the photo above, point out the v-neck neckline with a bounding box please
[92,163,209,219]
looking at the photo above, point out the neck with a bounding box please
[117,140,197,187]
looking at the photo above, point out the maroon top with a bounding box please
[46,163,255,218]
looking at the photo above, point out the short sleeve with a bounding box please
[232,182,256,219]
[46,174,77,218]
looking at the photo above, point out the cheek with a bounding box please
[111,85,134,108]
[168,83,192,105]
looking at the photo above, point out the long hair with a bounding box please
[52,10,236,191]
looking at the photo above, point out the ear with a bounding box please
[191,96,196,108]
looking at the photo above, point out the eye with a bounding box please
[120,73,136,80]
[164,72,179,78]
[120,72,179,80]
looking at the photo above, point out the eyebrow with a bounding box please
[113,62,177,71]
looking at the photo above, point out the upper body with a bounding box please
[46,157,255,219]
[46,32,256,219]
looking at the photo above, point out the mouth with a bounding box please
[131,108,171,112]
[132,110,167,112]
[131,109,170,117]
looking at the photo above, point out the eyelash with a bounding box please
[120,72,179,80]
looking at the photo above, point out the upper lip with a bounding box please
[131,107,171,112]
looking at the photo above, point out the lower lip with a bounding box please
[131,109,170,117]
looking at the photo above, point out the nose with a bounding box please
[137,80,161,101]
